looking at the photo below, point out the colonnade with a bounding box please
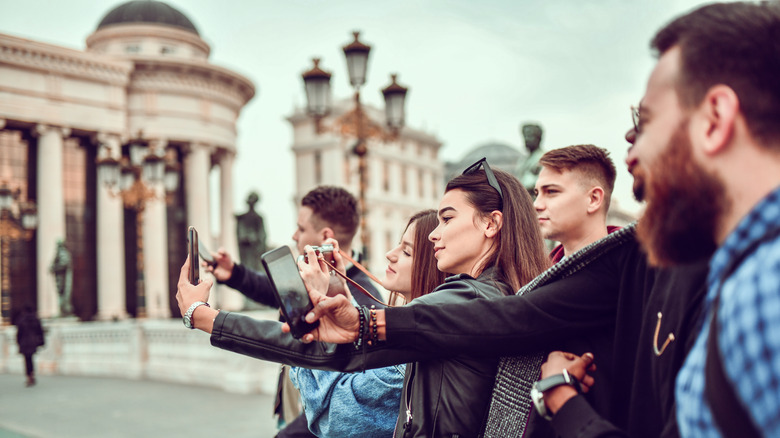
[16,123,242,320]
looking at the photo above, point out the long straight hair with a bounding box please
[445,168,549,292]
[407,209,448,301]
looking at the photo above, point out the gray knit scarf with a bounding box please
[481,223,637,437]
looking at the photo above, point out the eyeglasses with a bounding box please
[462,157,504,210]
[631,105,641,134]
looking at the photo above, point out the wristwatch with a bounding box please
[530,368,581,421]
[183,301,210,329]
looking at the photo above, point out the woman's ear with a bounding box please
[484,211,503,238]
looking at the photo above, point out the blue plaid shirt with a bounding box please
[676,185,780,437]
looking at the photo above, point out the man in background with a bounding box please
[208,185,383,437]
[533,144,618,262]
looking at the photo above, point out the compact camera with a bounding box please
[299,244,335,263]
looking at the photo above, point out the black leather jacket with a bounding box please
[211,267,512,438]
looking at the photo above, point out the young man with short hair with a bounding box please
[533,144,618,262]
[206,185,385,438]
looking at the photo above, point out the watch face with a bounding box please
[183,316,193,329]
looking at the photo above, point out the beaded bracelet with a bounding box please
[353,305,365,350]
[367,305,379,346]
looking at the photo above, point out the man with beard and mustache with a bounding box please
[629,2,780,436]
[544,2,780,436]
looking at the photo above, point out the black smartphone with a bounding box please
[198,238,216,268]
[188,226,200,285]
[261,246,320,339]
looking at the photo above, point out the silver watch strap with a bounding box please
[183,301,210,329]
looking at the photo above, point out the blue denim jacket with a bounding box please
[289,364,406,438]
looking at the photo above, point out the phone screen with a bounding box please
[262,246,319,339]
[188,226,200,285]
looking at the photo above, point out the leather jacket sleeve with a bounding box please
[221,263,279,308]
[550,395,628,438]
[382,236,646,357]
[210,274,508,371]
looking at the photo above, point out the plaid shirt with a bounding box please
[676,185,780,437]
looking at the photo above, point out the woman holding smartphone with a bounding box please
[177,158,549,437]
[288,210,445,437]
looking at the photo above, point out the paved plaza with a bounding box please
[0,373,278,437]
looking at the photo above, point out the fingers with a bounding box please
[305,294,345,323]
[178,255,191,287]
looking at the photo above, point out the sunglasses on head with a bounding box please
[462,157,504,211]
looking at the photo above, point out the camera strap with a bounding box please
[318,250,397,307]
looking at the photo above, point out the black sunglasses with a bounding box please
[462,157,504,210]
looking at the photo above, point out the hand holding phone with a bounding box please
[188,226,200,285]
[262,246,320,339]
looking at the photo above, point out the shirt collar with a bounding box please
[707,184,780,301]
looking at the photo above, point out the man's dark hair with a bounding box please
[301,186,359,245]
[652,1,780,146]
[539,144,617,211]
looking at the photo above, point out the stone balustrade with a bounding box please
[0,311,280,395]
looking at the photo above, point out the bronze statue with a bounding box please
[49,239,73,316]
[235,191,267,271]
[515,123,545,195]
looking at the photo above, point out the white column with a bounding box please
[35,124,69,319]
[143,140,170,319]
[184,143,214,306]
[96,134,128,320]
[217,151,243,310]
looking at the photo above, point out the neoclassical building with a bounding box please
[288,98,444,275]
[0,1,254,322]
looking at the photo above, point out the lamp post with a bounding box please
[0,181,37,325]
[301,31,409,263]
[95,136,179,318]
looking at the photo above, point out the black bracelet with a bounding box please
[354,305,365,350]
[367,305,379,346]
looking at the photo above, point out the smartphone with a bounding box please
[261,246,320,339]
[198,238,216,268]
[187,226,200,285]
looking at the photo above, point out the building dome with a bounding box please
[97,0,199,35]
[445,142,524,182]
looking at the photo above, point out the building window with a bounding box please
[160,46,176,55]
[418,168,425,198]
[63,137,98,320]
[344,154,351,185]
[314,151,322,184]
[400,164,407,195]
[125,45,141,53]
[383,161,390,192]
[0,131,36,317]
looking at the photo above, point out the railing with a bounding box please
[0,311,280,395]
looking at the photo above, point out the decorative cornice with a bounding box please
[129,59,255,110]
[0,33,133,86]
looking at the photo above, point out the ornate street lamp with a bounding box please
[0,181,37,325]
[95,135,179,318]
[301,31,409,263]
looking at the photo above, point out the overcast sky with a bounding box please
[1,0,720,247]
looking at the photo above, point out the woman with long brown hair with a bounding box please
[178,158,549,437]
